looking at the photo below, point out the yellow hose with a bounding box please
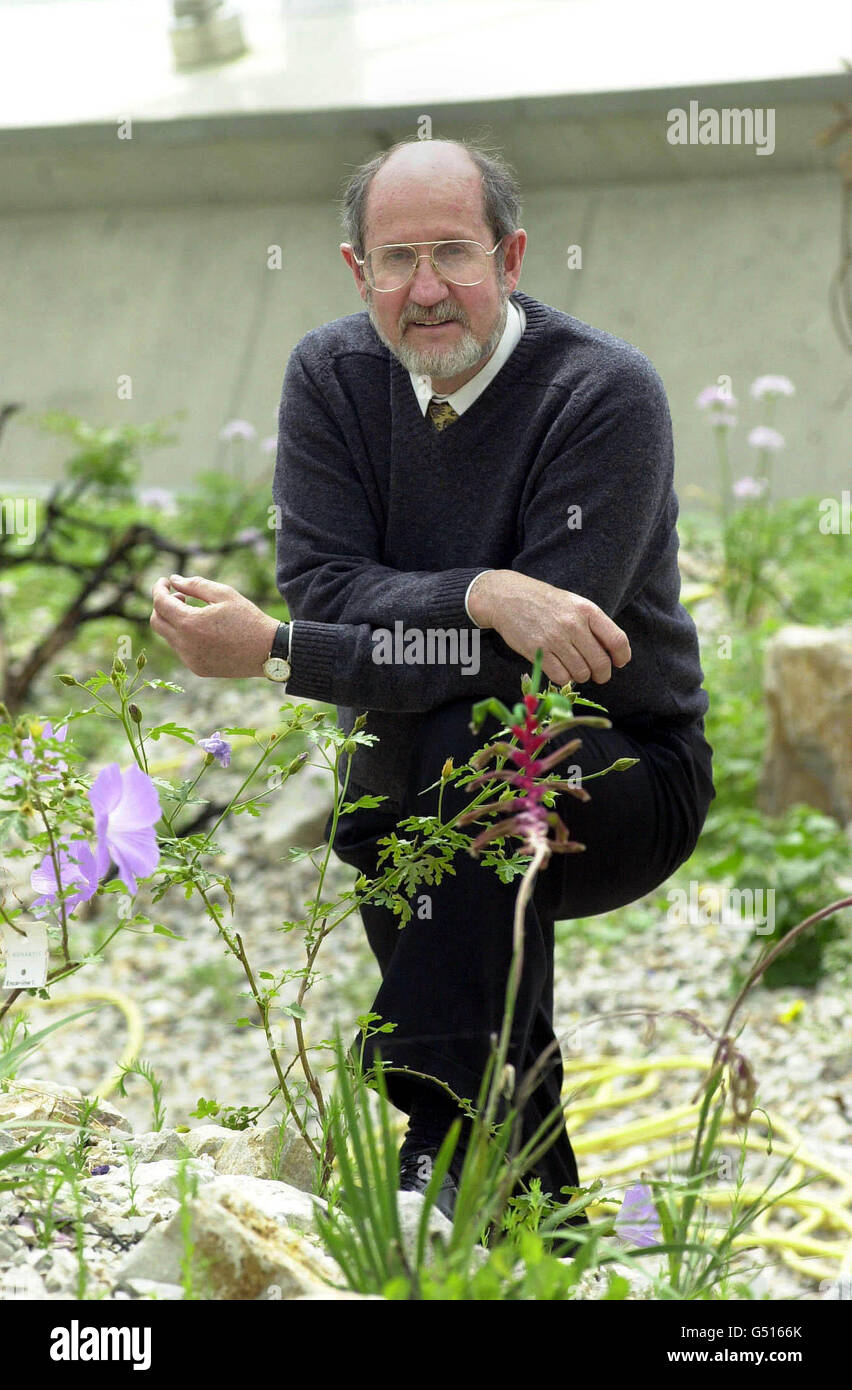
[5,996,850,1287]
[6,988,143,1101]
[565,1054,852,1285]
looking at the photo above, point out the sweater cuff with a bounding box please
[284,619,340,702]
[418,568,497,628]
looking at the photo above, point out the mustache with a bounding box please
[401,308,467,326]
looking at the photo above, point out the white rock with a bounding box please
[114,1184,344,1300]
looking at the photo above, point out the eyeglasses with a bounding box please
[353,238,504,292]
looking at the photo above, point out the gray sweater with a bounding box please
[272,288,709,805]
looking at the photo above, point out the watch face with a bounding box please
[263,657,291,682]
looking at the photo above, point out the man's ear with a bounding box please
[340,243,368,303]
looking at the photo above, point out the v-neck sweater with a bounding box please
[272,288,709,805]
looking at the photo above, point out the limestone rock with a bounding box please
[190,1122,316,1192]
[196,1173,327,1235]
[120,1278,186,1300]
[0,1077,132,1138]
[86,1121,316,1193]
[92,1155,218,1200]
[113,1184,344,1300]
[758,623,852,828]
[255,762,333,853]
[395,1191,489,1270]
[109,1130,195,1164]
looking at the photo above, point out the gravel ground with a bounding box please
[5,654,851,1302]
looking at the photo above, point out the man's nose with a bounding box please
[407,254,451,302]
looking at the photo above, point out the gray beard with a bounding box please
[365,286,509,380]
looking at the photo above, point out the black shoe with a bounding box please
[398,1146,461,1221]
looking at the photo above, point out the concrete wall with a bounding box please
[1,79,849,503]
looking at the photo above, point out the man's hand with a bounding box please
[149,574,280,678]
[468,570,631,686]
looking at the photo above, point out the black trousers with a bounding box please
[324,697,716,1211]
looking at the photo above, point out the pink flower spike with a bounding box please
[88,763,161,895]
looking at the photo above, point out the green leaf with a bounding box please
[144,679,186,694]
[0,813,28,845]
[152,923,185,940]
[146,722,198,744]
[0,1007,102,1080]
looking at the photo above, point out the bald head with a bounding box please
[363,140,492,255]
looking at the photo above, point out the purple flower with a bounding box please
[138,487,178,517]
[235,527,267,555]
[198,731,231,768]
[219,419,257,443]
[749,375,794,400]
[90,1164,110,1175]
[89,763,161,894]
[4,721,69,789]
[30,838,100,918]
[733,475,769,499]
[614,1183,662,1247]
[748,426,785,452]
[696,384,738,410]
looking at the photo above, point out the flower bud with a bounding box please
[128,704,142,724]
[135,652,147,670]
[342,738,358,755]
[351,713,367,733]
[112,656,126,676]
[611,757,640,772]
[288,751,308,775]
[441,758,454,780]
[57,674,78,687]
[0,702,9,722]
[28,719,44,738]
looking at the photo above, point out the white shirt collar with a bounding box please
[409,296,526,416]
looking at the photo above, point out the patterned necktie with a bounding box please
[427,397,460,431]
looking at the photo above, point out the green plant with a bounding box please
[114,1058,168,1133]
[698,803,851,988]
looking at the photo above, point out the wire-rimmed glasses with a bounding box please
[353,238,504,292]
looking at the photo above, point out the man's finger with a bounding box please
[588,607,631,665]
[151,575,191,619]
[149,609,177,643]
[168,573,228,602]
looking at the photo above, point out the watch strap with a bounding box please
[269,621,291,662]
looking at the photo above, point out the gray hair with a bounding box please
[337,137,522,273]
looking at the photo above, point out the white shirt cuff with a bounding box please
[465,570,494,628]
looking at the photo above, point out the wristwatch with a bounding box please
[262,621,292,684]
